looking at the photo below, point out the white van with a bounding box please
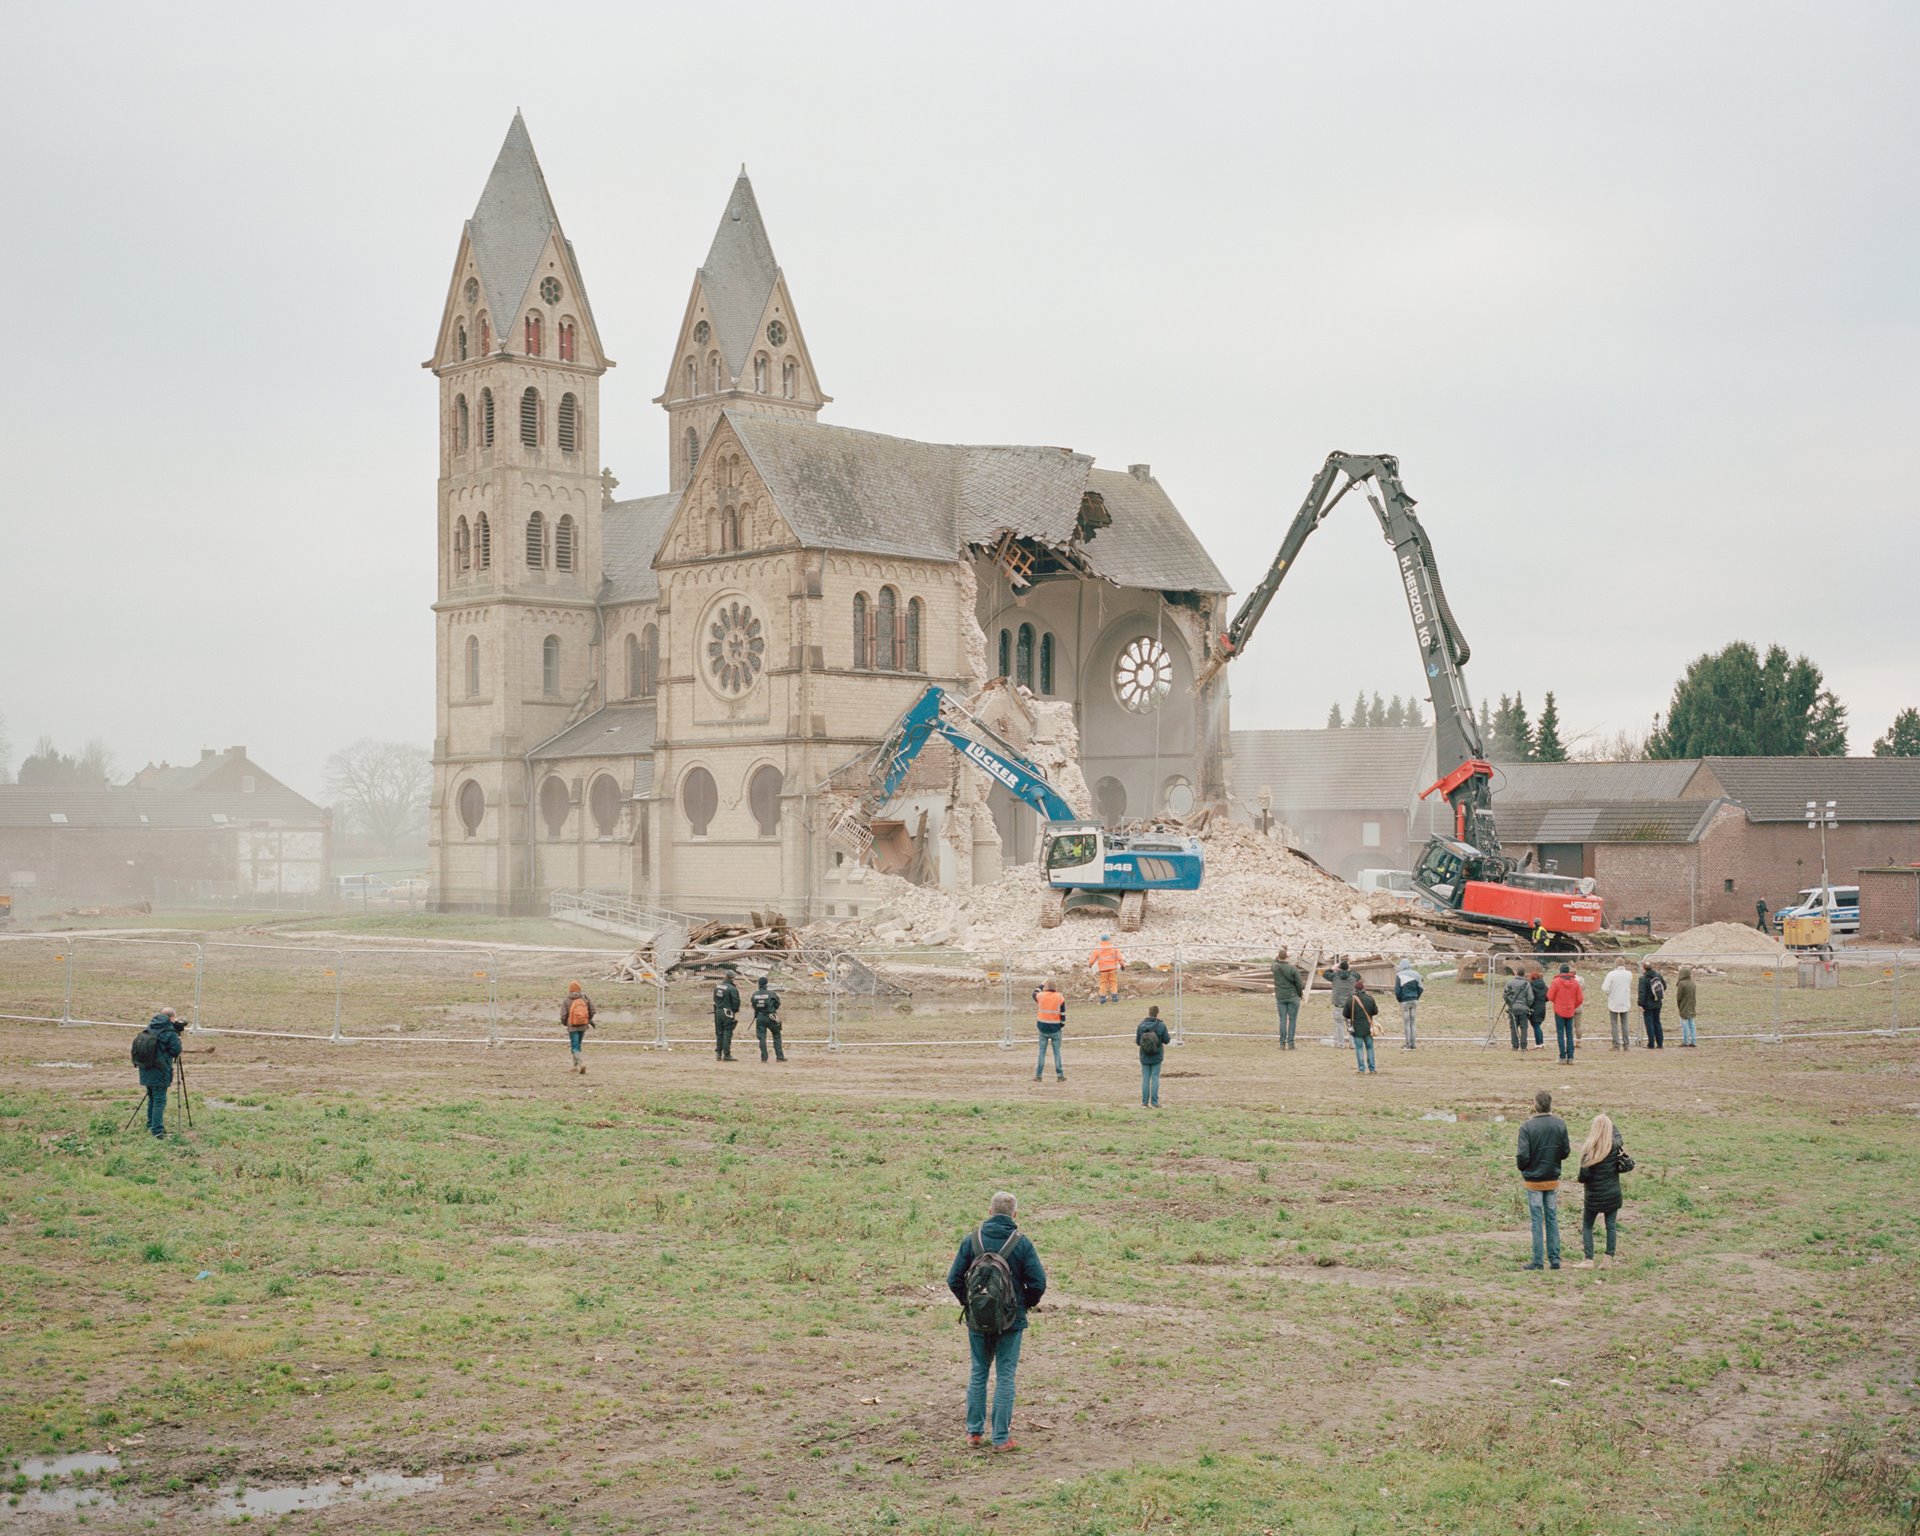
[1355,868,1420,903]
[1772,885,1861,936]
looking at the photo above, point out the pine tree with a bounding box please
[1874,707,1920,757]
[1478,699,1493,739]
[1368,692,1387,728]
[1407,698,1424,728]
[1534,692,1568,762]
[1351,688,1368,729]
[1326,702,1343,729]
[1384,695,1406,729]
[1490,694,1534,761]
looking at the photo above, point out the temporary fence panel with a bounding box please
[333,947,500,1043]
[821,950,1008,1051]
[0,937,80,1026]
[199,942,343,1041]
[68,938,205,1031]
[490,946,652,1048]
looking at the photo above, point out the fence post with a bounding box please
[1171,948,1185,1046]
[826,953,841,1052]
[190,944,205,1032]
[60,946,75,1027]
[994,962,1012,1049]
[331,951,345,1043]
[654,972,668,1051]
[486,952,499,1046]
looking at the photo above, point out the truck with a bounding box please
[828,684,1204,932]
[1197,450,1603,947]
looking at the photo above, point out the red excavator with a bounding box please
[1199,451,1603,947]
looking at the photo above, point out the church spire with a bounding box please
[698,170,780,380]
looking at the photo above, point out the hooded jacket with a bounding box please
[1392,962,1423,1004]
[1638,968,1667,1011]
[560,988,595,1029]
[1547,970,1584,1019]
[136,1015,183,1089]
[1675,969,1697,1018]
[1503,975,1533,1016]
[946,1213,1047,1333]
[1321,965,1358,1010]
[1270,959,1304,1004]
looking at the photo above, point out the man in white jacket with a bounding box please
[1602,962,1635,1050]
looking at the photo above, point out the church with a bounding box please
[427,116,1232,916]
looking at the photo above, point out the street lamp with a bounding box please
[1805,799,1837,892]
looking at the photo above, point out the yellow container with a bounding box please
[1782,913,1831,949]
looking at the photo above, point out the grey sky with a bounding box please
[4,1,1915,799]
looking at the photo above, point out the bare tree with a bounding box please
[17,735,116,787]
[1569,723,1652,762]
[324,740,432,855]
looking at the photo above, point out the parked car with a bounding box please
[1773,885,1861,937]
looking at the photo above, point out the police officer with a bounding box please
[751,974,785,1062]
[712,972,741,1061]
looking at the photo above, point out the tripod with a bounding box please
[123,1061,192,1135]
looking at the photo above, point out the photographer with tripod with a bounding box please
[129,1008,209,1140]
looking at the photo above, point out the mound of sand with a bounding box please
[1651,921,1790,965]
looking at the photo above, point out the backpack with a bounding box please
[1137,1021,1164,1060]
[1647,973,1667,1006]
[964,1225,1024,1335]
[567,996,590,1028]
[131,1028,163,1069]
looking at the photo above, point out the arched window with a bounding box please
[542,633,560,696]
[539,775,569,836]
[480,388,495,447]
[782,358,797,399]
[478,313,490,355]
[557,393,577,454]
[554,514,575,571]
[685,427,699,476]
[457,779,485,836]
[454,515,471,572]
[682,766,718,836]
[520,387,540,447]
[476,512,491,569]
[1016,623,1035,688]
[1039,632,1055,694]
[1095,776,1128,823]
[465,634,480,696]
[558,319,576,363]
[749,764,783,837]
[455,394,469,453]
[684,358,696,397]
[626,632,643,698]
[720,507,739,553]
[754,353,769,393]
[641,623,658,697]
[525,511,546,569]
[589,774,621,837]
[876,586,899,671]
[456,323,467,361]
[906,597,924,673]
[998,628,1012,680]
[524,310,543,356]
[852,592,870,670]
[708,352,723,392]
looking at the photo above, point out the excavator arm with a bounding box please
[861,686,1080,825]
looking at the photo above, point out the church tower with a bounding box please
[656,170,828,491]
[428,114,613,912]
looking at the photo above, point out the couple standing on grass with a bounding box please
[1517,1089,1636,1269]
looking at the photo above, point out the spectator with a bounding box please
[946,1191,1047,1452]
[1638,959,1668,1049]
[1675,966,1698,1048]
[1136,1005,1170,1108]
[1088,935,1125,1005]
[131,1009,186,1139]
[1345,977,1379,1074]
[1515,1089,1572,1271]
[1546,963,1583,1063]
[1527,967,1549,1048]
[1503,971,1533,1051]
[1321,957,1358,1045]
[559,980,595,1074]
[1574,1112,1634,1268]
[1392,959,1423,1050]
[1271,946,1304,1050]
[1602,959,1635,1051]
[1033,982,1067,1082]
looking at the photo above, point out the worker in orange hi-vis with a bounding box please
[1088,935,1125,1005]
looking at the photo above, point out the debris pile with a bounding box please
[611,912,804,982]
[1651,921,1790,965]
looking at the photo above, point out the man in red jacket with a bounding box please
[1546,964,1583,1063]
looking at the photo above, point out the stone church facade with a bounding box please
[428,117,1231,916]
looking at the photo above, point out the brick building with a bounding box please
[429,117,1229,915]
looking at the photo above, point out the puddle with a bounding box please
[210,1470,442,1517]
[31,1061,92,1070]
[13,1452,121,1478]
[203,1097,263,1112]
[3,1455,123,1519]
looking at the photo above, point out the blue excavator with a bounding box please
[828,684,1205,932]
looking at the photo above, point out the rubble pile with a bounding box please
[1651,921,1790,965]
[611,912,805,981]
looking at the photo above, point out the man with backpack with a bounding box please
[1135,1004,1170,1108]
[945,1191,1047,1452]
[131,1008,202,1139]
[751,974,785,1062]
[1638,958,1668,1049]
[560,981,595,1074]
[712,973,741,1062]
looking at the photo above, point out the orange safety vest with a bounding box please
[1035,988,1066,1025]
[1090,941,1123,973]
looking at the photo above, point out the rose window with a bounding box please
[1115,636,1173,712]
[707,601,765,694]
[540,276,562,304]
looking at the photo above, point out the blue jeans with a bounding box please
[1034,1029,1063,1078]
[1141,1058,1163,1105]
[1275,998,1299,1046]
[1526,1188,1561,1266]
[145,1083,168,1138]
[1680,1016,1696,1045]
[967,1328,1023,1445]
[1352,1035,1376,1072]
[1555,1016,1575,1059]
[568,1029,584,1058]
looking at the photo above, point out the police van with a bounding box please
[1772,885,1861,937]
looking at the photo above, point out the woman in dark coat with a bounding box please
[1527,967,1549,1048]
[1574,1112,1632,1267]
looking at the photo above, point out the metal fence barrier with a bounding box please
[1,935,1913,1053]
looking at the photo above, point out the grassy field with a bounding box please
[2,1013,1918,1534]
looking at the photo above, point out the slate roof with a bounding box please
[467,114,561,342]
[1492,760,1701,803]
[602,493,679,604]
[1493,799,1725,845]
[1082,468,1229,595]
[1229,728,1436,812]
[1695,756,1920,822]
[700,172,780,380]
[0,787,325,830]
[529,705,657,762]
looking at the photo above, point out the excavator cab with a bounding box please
[1044,827,1103,882]
[1412,836,1474,907]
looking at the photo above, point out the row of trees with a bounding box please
[1324,693,1425,729]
